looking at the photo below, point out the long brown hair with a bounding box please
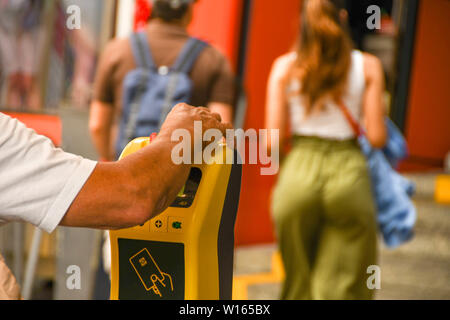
[292,0,353,113]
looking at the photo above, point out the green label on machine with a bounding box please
[118,239,185,300]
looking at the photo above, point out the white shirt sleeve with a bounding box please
[0,113,98,233]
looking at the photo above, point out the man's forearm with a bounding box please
[61,135,190,229]
[119,136,191,217]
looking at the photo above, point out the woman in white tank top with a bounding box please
[288,49,365,140]
[266,0,387,300]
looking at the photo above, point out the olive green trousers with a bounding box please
[272,136,378,300]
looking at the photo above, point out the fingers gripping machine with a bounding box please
[109,137,242,300]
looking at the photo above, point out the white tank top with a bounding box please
[288,50,365,140]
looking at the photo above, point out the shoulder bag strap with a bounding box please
[336,100,364,137]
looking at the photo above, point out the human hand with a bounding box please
[158,103,232,148]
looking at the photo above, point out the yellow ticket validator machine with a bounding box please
[109,137,242,300]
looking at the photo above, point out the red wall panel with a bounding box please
[188,0,243,70]
[4,112,62,146]
[402,0,450,171]
[235,0,301,245]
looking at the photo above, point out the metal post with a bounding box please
[13,223,24,284]
[22,228,43,300]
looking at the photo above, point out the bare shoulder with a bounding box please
[273,52,297,69]
[104,36,129,51]
[270,52,297,83]
[362,52,384,81]
[102,36,131,58]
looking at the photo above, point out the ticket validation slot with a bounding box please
[171,167,202,208]
[109,137,242,300]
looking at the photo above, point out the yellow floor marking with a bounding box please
[435,175,450,204]
[232,251,285,300]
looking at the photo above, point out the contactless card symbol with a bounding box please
[129,248,174,298]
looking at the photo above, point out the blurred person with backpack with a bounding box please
[89,0,236,162]
[266,0,387,300]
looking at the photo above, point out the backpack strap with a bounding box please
[122,32,155,152]
[130,32,156,70]
[172,37,208,73]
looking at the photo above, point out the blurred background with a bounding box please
[0,0,448,300]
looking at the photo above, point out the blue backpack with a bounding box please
[116,32,207,157]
